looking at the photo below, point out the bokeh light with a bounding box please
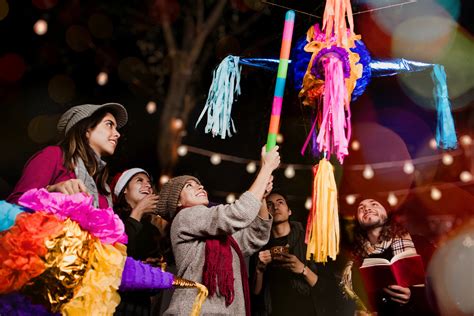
[66,25,93,52]
[210,154,221,165]
[362,165,374,179]
[96,72,108,86]
[459,135,472,147]
[430,187,442,201]
[346,195,356,205]
[427,222,474,315]
[0,0,9,21]
[441,153,453,166]
[351,140,360,151]
[284,166,295,179]
[48,74,75,103]
[172,118,183,130]
[28,114,59,143]
[403,161,415,174]
[246,161,257,174]
[304,197,312,210]
[159,175,170,185]
[88,13,113,39]
[33,19,48,35]
[387,192,398,207]
[177,145,187,157]
[459,171,472,183]
[32,0,58,10]
[0,53,26,82]
[146,101,157,114]
[226,193,236,204]
[276,133,284,144]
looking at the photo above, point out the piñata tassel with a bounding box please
[431,64,457,149]
[305,158,340,262]
[316,56,350,163]
[322,0,354,47]
[119,257,174,291]
[195,55,241,139]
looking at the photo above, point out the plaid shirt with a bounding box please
[363,234,416,257]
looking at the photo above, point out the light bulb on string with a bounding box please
[210,154,221,165]
[172,118,183,130]
[284,165,295,178]
[226,193,236,203]
[96,72,108,86]
[430,187,442,201]
[387,192,398,207]
[146,101,157,114]
[460,135,472,146]
[305,197,312,210]
[159,175,170,185]
[351,140,360,151]
[362,165,374,179]
[460,171,473,183]
[441,153,453,166]
[346,195,356,205]
[429,138,438,150]
[34,19,48,35]
[276,133,284,144]
[246,161,257,173]
[177,145,188,157]
[403,161,415,174]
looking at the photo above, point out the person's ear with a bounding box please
[177,200,182,207]
[288,208,292,216]
[86,129,91,139]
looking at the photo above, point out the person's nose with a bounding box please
[113,128,120,139]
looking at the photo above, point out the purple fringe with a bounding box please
[312,46,351,79]
[119,257,174,291]
[0,293,57,316]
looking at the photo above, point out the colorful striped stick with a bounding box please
[266,10,295,151]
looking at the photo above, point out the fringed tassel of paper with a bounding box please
[316,56,350,164]
[305,158,340,263]
[173,277,209,316]
[195,55,241,139]
[119,257,174,291]
[322,0,354,47]
[431,64,457,149]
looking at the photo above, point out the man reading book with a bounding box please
[341,198,434,316]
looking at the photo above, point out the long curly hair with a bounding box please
[352,215,408,263]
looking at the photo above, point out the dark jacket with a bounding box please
[251,221,352,316]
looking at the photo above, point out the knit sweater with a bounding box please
[164,191,272,315]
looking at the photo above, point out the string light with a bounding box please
[346,195,356,205]
[96,72,108,86]
[172,118,183,130]
[362,165,374,179]
[351,140,360,151]
[429,138,438,150]
[276,133,284,144]
[226,193,236,203]
[177,145,188,157]
[403,161,415,174]
[246,161,257,173]
[34,19,48,35]
[430,187,442,201]
[460,135,472,146]
[159,175,170,185]
[387,192,398,206]
[441,153,453,166]
[210,154,221,165]
[146,101,157,114]
[284,165,295,178]
[304,197,312,210]
[459,171,473,183]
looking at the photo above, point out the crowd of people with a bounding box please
[5,103,439,315]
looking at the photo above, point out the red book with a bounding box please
[359,249,426,293]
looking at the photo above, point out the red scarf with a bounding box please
[202,236,250,316]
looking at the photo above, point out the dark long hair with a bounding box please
[59,108,117,196]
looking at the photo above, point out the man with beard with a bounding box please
[341,198,434,316]
[251,191,349,316]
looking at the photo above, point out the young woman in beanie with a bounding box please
[7,103,128,208]
[158,146,280,316]
[111,168,170,316]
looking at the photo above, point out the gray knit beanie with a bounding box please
[156,175,200,221]
[57,103,128,135]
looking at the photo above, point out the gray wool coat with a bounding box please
[164,191,273,315]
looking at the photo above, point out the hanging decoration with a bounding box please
[0,189,208,316]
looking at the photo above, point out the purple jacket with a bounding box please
[7,146,110,208]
